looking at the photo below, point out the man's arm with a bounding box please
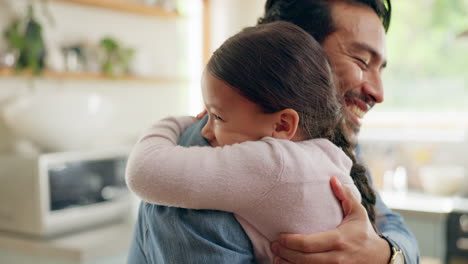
[364,144,420,264]
[375,191,420,264]
[270,147,420,264]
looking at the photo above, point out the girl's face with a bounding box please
[201,71,277,147]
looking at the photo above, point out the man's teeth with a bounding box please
[350,105,365,119]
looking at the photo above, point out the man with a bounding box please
[259,1,419,263]
[127,0,420,263]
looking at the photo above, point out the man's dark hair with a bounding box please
[258,0,392,43]
[207,21,376,223]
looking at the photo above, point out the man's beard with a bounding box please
[344,116,360,148]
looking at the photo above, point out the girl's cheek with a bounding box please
[212,128,225,146]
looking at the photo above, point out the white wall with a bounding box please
[183,0,266,117]
[0,0,266,153]
[0,0,202,153]
[210,0,265,52]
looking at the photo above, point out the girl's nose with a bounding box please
[201,121,215,142]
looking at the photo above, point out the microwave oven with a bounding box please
[0,147,132,237]
[447,211,468,264]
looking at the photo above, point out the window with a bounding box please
[380,0,468,111]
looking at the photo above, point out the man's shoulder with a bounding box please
[178,116,209,147]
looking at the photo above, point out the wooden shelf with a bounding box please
[0,67,188,84]
[50,0,180,18]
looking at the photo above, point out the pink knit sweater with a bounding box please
[125,116,361,263]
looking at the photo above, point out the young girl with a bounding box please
[126,21,376,263]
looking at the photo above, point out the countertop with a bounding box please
[381,191,468,214]
[0,222,133,264]
[421,258,441,264]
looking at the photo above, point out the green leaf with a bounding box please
[3,19,25,50]
[100,37,119,51]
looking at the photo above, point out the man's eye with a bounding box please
[354,57,369,68]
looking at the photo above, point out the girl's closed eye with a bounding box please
[212,113,225,122]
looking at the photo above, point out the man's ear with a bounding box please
[271,109,300,140]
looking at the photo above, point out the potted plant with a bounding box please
[99,37,135,77]
[3,5,47,75]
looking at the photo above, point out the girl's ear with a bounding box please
[271,109,300,140]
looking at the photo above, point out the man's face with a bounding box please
[323,2,387,146]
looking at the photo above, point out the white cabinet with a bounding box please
[0,223,133,264]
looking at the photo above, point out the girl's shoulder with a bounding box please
[262,137,353,184]
[228,137,351,175]
[262,137,346,160]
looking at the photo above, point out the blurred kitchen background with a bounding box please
[0,0,467,263]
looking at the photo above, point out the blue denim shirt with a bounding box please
[355,145,420,264]
[127,116,420,264]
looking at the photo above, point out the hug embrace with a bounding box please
[126,1,420,264]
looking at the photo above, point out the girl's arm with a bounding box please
[125,116,284,212]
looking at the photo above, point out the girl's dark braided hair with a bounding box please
[330,126,376,223]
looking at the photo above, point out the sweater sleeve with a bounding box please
[125,116,284,213]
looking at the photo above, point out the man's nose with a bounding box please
[363,71,384,104]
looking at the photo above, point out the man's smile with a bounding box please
[350,104,365,119]
[344,95,372,127]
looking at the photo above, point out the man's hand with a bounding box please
[270,176,391,264]
[196,109,207,120]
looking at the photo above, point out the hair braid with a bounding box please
[330,125,376,224]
